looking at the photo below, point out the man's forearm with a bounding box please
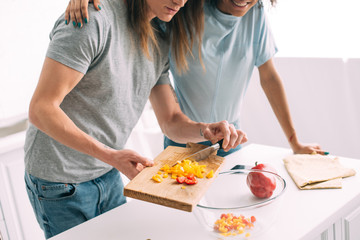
[160,112,208,143]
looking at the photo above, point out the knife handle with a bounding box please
[216,139,224,149]
[231,165,246,170]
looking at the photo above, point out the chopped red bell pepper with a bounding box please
[176,176,186,184]
[184,174,198,185]
[184,177,198,185]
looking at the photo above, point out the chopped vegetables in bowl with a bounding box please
[194,169,286,238]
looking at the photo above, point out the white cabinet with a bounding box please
[344,206,360,240]
[333,219,344,240]
[0,132,45,240]
[316,208,360,240]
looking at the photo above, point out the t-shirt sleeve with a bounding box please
[254,10,278,67]
[46,10,106,74]
[155,58,171,85]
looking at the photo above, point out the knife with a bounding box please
[172,140,224,166]
[230,164,253,170]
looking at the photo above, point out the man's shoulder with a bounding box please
[50,5,110,41]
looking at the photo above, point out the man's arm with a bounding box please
[29,57,153,179]
[149,84,247,152]
[258,58,327,154]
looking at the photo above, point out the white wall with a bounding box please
[241,57,360,159]
[267,0,360,59]
[0,0,68,119]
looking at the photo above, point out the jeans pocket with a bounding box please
[32,177,77,201]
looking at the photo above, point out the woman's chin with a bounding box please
[157,14,175,22]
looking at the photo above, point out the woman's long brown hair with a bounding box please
[169,0,205,73]
[126,0,205,74]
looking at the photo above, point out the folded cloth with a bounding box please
[283,154,356,190]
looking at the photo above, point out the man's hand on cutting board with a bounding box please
[105,149,154,180]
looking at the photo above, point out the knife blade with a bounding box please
[172,140,224,166]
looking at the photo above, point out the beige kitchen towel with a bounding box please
[283,154,356,189]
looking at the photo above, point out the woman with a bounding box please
[65,0,328,156]
[26,0,247,238]
[167,0,328,156]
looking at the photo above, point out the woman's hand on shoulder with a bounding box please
[65,0,102,28]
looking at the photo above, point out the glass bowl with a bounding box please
[194,169,286,239]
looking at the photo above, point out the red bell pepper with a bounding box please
[176,174,198,185]
[176,176,186,184]
[246,162,277,198]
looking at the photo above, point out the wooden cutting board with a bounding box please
[124,143,225,212]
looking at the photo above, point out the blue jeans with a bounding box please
[24,168,126,239]
[164,136,241,157]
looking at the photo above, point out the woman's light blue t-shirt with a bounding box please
[170,1,278,128]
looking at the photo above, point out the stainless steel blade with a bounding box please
[173,143,220,166]
[186,143,220,162]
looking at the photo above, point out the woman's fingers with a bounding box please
[74,0,83,28]
[80,0,90,24]
[69,0,77,27]
[311,149,330,155]
[65,4,71,25]
[93,0,102,11]
[65,0,102,27]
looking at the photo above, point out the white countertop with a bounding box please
[50,144,360,240]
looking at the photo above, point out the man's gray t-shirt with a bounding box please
[24,0,170,183]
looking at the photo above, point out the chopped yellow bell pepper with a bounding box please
[152,158,215,185]
[206,170,214,178]
[151,174,163,183]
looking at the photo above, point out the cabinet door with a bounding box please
[333,219,343,240]
[344,206,360,240]
[0,147,45,240]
